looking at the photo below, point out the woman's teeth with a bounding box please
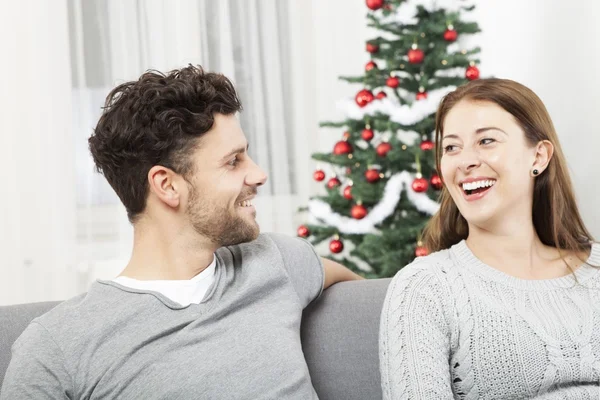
[462,180,496,192]
[239,200,253,207]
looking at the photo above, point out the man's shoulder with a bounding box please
[30,283,132,344]
[33,291,90,328]
[215,233,321,290]
[217,233,310,260]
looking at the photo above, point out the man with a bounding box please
[1,65,362,399]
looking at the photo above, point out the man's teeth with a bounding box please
[239,200,253,207]
[462,180,496,191]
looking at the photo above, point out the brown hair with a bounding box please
[422,78,594,256]
[89,65,242,223]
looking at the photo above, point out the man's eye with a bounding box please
[228,157,240,167]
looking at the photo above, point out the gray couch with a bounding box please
[0,278,391,400]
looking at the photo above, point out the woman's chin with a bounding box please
[459,208,499,229]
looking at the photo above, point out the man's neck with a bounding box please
[119,224,217,281]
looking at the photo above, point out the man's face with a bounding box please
[184,113,267,247]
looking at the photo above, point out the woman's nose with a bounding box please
[459,148,481,172]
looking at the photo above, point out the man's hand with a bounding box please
[321,257,365,289]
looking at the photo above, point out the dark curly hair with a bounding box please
[89,65,242,222]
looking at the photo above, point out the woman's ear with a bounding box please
[532,140,554,175]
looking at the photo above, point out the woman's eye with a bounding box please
[481,138,496,145]
[444,145,457,153]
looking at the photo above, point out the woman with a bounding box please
[379,78,600,399]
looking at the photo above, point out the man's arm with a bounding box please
[321,257,365,289]
[0,322,72,399]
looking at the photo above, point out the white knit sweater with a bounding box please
[379,240,600,399]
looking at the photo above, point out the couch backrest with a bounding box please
[0,278,391,399]
[301,278,391,400]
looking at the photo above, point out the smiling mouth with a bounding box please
[461,179,496,196]
[237,200,254,207]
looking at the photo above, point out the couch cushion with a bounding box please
[301,278,391,400]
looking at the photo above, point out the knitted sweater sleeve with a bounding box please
[379,262,455,399]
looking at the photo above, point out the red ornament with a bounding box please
[313,170,326,182]
[466,65,480,80]
[333,140,353,155]
[386,76,400,88]
[408,48,424,64]
[444,28,458,42]
[376,91,387,99]
[351,204,368,220]
[343,185,353,200]
[330,239,344,254]
[355,89,375,107]
[366,42,379,53]
[361,128,374,141]
[412,177,429,192]
[365,61,378,71]
[365,169,381,183]
[376,142,392,157]
[327,177,341,189]
[297,225,310,238]
[365,0,385,11]
[430,174,443,190]
[420,140,434,151]
[415,246,429,257]
[416,91,428,100]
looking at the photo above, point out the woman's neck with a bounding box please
[465,222,578,280]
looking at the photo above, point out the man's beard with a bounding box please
[186,183,260,247]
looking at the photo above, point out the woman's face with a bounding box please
[440,100,544,230]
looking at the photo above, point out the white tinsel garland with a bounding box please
[379,0,475,25]
[396,130,420,145]
[435,66,465,78]
[337,87,455,126]
[308,171,440,234]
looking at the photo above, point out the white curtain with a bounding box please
[0,0,79,304]
[0,0,317,304]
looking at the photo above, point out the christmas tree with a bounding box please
[298,0,481,278]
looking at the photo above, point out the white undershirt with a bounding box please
[112,255,217,306]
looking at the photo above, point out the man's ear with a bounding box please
[147,166,181,209]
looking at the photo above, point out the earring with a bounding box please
[532,169,539,176]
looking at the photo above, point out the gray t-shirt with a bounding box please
[1,233,325,399]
